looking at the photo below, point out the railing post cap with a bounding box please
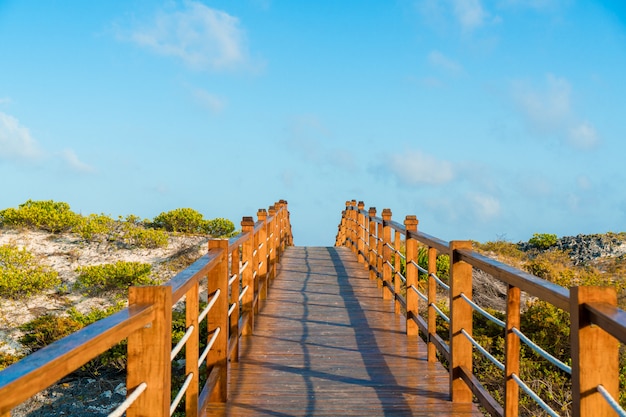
[404,215,418,228]
[382,208,392,219]
[241,216,255,226]
[368,207,377,216]
[357,201,365,209]
[351,199,357,206]
[449,240,472,249]
[345,200,352,207]
[268,205,276,214]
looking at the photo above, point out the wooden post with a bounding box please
[268,205,278,276]
[382,209,393,300]
[208,239,229,403]
[281,200,292,247]
[257,209,268,305]
[357,201,366,265]
[376,218,384,289]
[427,246,437,362]
[368,208,378,281]
[404,215,418,336]
[504,285,520,417]
[127,286,172,417]
[394,229,402,314]
[571,286,619,417]
[450,240,473,403]
[336,210,347,246]
[348,200,357,254]
[230,245,240,362]
[344,201,352,250]
[252,217,260,316]
[185,282,200,417]
[350,199,357,254]
[241,216,255,335]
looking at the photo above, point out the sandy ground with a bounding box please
[0,228,209,416]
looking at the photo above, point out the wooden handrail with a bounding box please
[336,201,626,417]
[0,200,293,417]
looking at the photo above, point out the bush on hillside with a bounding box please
[152,208,236,237]
[528,233,558,250]
[20,303,127,374]
[152,208,207,233]
[0,200,80,233]
[205,217,236,237]
[0,244,60,298]
[74,261,155,295]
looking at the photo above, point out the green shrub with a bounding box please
[152,208,236,237]
[67,302,126,326]
[0,200,80,233]
[20,314,83,351]
[0,352,22,371]
[205,217,236,237]
[152,208,207,233]
[119,219,169,248]
[475,240,526,264]
[74,213,116,241]
[0,351,22,371]
[75,261,155,295]
[20,304,127,374]
[528,233,558,250]
[0,244,61,298]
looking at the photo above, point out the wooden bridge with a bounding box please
[1,200,625,417]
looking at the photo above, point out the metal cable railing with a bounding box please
[409,284,427,303]
[511,373,560,417]
[169,372,194,416]
[108,382,147,417]
[198,327,221,367]
[459,293,505,328]
[239,285,249,301]
[460,329,504,371]
[199,289,221,324]
[170,325,195,361]
[597,384,626,417]
[511,327,571,374]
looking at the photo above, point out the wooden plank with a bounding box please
[206,246,484,416]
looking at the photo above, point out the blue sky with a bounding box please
[1,1,625,246]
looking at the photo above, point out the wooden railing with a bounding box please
[0,200,292,417]
[336,200,626,417]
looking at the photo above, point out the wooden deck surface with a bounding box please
[205,246,484,416]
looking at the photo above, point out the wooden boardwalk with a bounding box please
[205,246,484,417]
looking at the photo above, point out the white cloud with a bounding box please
[511,73,571,133]
[428,50,463,75]
[0,111,44,161]
[0,111,94,172]
[386,149,455,186]
[467,192,501,221]
[287,115,356,170]
[59,149,95,173]
[510,74,601,150]
[0,97,11,105]
[125,2,249,71]
[568,122,600,149]
[499,0,560,10]
[192,88,225,113]
[453,0,487,31]
[577,175,592,190]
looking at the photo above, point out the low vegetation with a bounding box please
[0,244,60,298]
[152,207,236,237]
[0,200,237,245]
[470,232,626,415]
[74,261,156,295]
